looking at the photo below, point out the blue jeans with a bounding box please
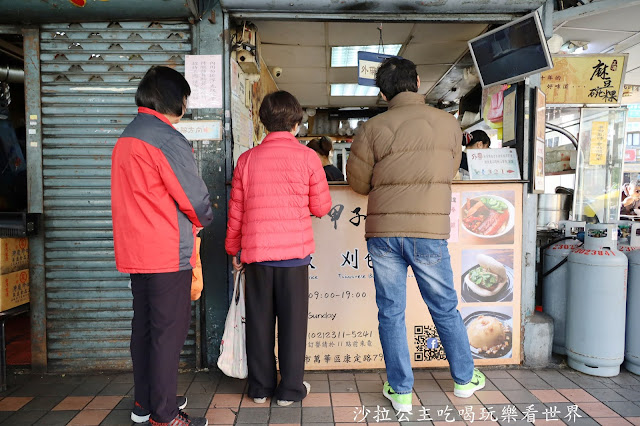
[367,237,474,393]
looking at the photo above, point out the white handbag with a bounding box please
[217,269,248,379]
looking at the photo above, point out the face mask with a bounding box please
[294,125,300,136]
[328,150,334,162]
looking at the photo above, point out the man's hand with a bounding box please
[232,255,243,271]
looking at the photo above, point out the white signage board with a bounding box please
[467,148,521,180]
[175,120,222,141]
[185,55,223,109]
[357,51,397,87]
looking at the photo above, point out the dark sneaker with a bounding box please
[150,410,208,426]
[131,396,188,423]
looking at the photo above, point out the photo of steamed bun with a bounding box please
[461,306,513,359]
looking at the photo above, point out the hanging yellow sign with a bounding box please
[589,121,609,166]
[541,54,627,105]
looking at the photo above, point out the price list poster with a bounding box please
[305,184,522,370]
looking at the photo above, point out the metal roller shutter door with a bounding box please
[40,21,196,371]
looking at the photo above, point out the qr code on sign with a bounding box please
[414,325,447,361]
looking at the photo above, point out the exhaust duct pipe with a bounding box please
[0,65,24,83]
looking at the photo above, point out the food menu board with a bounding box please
[304,183,522,370]
[467,148,521,180]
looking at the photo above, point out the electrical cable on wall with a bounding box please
[378,23,385,54]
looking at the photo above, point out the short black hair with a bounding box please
[375,57,418,101]
[470,130,491,147]
[259,91,303,132]
[135,66,191,116]
[307,136,333,157]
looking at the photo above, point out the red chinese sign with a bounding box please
[625,149,637,162]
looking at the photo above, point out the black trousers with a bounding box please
[244,263,309,401]
[130,270,192,423]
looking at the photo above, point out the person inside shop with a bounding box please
[306,136,345,181]
[621,179,640,216]
[225,91,331,407]
[346,57,485,414]
[0,81,27,212]
[459,129,491,172]
[111,66,213,426]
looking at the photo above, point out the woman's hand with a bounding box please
[232,255,244,271]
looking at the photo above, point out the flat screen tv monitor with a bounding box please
[468,11,553,88]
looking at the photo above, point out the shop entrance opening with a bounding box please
[0,31,31,371]
[226,17,525,370]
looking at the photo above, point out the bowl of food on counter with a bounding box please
[461,195,515,238]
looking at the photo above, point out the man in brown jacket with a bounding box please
[347,57,485,413]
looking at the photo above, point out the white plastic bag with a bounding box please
[217,269,248,379]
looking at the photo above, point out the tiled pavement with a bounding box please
[0,367,639,425]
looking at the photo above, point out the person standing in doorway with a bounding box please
[225,91,332,407]
[346,57,485,413]
[306,136,345,181]
[111,66,213,426]
[621,179,640,216]
[460,129,491,172]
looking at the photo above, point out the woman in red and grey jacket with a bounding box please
[225,91,331,407]
[111,66,212,426]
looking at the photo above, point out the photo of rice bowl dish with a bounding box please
[463,311,512,359]
[462,253,513,302]
[461,195,515,238]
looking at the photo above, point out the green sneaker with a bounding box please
[454,368,485,398]
[382,381,412,412]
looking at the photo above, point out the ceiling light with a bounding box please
[331,84,380,97]
[331,44,402,67]
[547,34,564,54]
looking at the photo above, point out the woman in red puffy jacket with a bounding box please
[225,91,331,406]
